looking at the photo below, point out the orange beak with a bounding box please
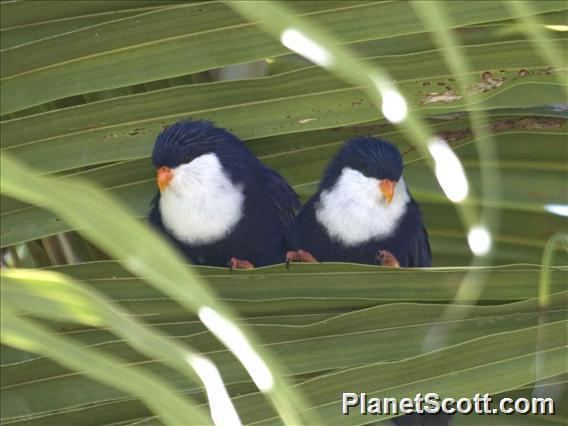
[379,179,395,204]
[157,166,173,192]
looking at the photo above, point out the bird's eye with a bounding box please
[183,155,191,163]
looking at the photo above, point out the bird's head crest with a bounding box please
[320,137,403,189]
[151,119,243,169]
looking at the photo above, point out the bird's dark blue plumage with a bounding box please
[149,120,299,267]
[294,139,443,426]
[293,136,431,268]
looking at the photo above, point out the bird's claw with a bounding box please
[285,250,318,270]
[228,257,254,271]
[377,250,400,268]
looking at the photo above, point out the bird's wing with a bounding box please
[223,144,300,226]
[415,224,432,267]
[260,165,300,244]
[290,193,336,255]
[408,199,432,267]
[148,193,162,228]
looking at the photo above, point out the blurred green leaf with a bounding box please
[1,303,211,426]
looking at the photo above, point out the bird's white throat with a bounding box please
[315,167,410,246]
[159,153,245,245]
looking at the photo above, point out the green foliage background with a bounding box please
[1,1,567,425]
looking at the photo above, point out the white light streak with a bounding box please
[198,306,274,392]
[544,204,568,217]
[379,88,408,124]
[427,138,469,203]
[280,28,333,67]
[187,355,242,426]
[468,226,492,256]
[545,25,568,32]
[373,77,408,124]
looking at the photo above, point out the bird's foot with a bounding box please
[377,250,400,268]
[228,257,254,271]
[286,250,318,269]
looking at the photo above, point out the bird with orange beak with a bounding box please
[148,120,299,269]
[289,137,431,267]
